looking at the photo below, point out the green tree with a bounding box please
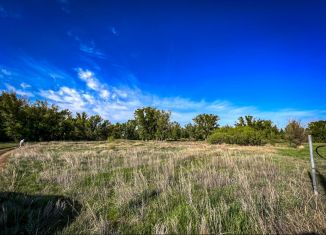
[236,116,246,127]
[121,120,139,140]
[57,111,75,140]
[134,107,172,140]
[97,120,111,140]
[285,120,306,147]
[134,107,157,140]
[108,123,123,139]
[0,112,8,141]
[87,115,103,140]
[0,94,9,141]
[169,121,182,140]
[193,114,220,140]
[24,101,69,141]
[307,120,326,142]
[0,92,28,141]
[236,115,255,127]
[155,110,171,140]
[73,112,89,140]
[183,123,196,139]
[0,92,112,141]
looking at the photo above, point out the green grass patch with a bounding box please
[276,143,326,159]
[0,142,17,150]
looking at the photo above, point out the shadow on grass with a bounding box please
[316,170,326,195]
[308,172,314,191]
[0,192,82,235]
[308,170,326,195]
[127,189,161,212]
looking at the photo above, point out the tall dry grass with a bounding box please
[0,140,325,234]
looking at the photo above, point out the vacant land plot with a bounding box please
[0,141,325,234]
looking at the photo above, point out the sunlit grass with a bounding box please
[0,141,325,234]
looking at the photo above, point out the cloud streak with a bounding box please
[5,83,33,97]
[76,68,110,99]
[79,43,106,59]
[1,62,325,127]
[67,32,106,59]
[20,82,31,89]
[39,86,87,112]
[0,57,76,92]
[36,68,325,127]
[0,68,12,77]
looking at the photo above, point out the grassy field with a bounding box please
[0,142,17,150]
[0,141,326,234]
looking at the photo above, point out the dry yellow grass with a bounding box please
[0,140,325,234]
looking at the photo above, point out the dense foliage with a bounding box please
[235,116,280,142]
[307,120,326,143]
[0,92,110,141]
[0,92,325,146]
[284,120,306,147]
[192,114,219,140]
[134,107,171,141]
[207,126,266,146]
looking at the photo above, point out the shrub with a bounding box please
[285,120,306,147]
[207,126,266,146]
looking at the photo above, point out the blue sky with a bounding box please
[0,0,325,127]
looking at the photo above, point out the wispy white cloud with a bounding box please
[20,82,31,89]
[0,68,12,76]
[21,57,73,82]
[2,64,325,127]
[79,43,106,59]
[39,85,133,119]
[100,89,110,99]
[5,83,33,97]
[67,32,106,59]
[77,68,99,90]
[83,93,96,104]
[0,58,76,98]
[39,86,87,113]
[36,68,326,126]
[76,68,110,99]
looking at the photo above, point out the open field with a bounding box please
[0,141,326,234]
[0,142,17,150]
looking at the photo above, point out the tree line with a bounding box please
[0,92,325,146]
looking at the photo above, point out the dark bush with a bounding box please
[207,126,266,146]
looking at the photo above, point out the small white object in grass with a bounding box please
[19,139,25,148]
